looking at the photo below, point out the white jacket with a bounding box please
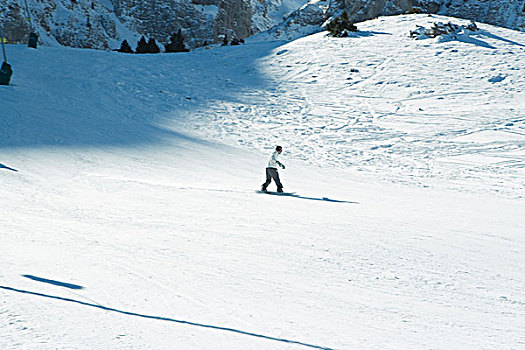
[267,150,281,168]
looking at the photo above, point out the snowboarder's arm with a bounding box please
[271,151,285,169]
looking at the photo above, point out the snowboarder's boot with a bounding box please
[277,187,283,193]
[261,185,268,192]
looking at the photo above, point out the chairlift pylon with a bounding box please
[24,0,38,48]
[0,28,13,85]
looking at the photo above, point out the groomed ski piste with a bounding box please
[1,14,524,349]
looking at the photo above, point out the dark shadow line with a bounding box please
[262,192,358,204]
[346,31,392,38]
[439,34,496,49]
[0,286,334,350]
[362,30,392,36]
[290,195,359,204]
[22,275,84,290]
[0,163,18,172]
[479,31,525,48]
[455,35,496,49]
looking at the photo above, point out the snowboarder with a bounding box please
[261,146,286,193]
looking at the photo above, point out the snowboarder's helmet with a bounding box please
[276,146,282,151]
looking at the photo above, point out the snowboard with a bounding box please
[257,190,296,196]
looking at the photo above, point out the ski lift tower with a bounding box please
[24,0,38,48]
[0,26,13,85]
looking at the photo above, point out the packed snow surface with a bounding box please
[1,15,524,349]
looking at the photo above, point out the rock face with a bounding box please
[0,0,301,49]
[267,0,525,40]
[111,0,253,47]
[1,3,28,44]
[250,0,307,33]
[0,0,523,50]
[1,0,118,49]
[440,0,525,31]
[214,0,253,41]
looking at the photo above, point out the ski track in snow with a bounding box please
[1,14,524,350]
[172,15,525,199]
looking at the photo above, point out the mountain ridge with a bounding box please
[1,0,523,50]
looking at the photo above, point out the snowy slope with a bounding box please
[217,14,525,198]
[1,14,524,349]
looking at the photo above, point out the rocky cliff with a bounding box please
[0,0,305,49]
[0,0,523,50]
[264,0,525,41]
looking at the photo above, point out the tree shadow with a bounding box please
[438,34,496,49]
[0,285,334,350]
[479,31,525,48]
[0,163,18,171]
[346,30,392,37]
[455,34,496,49]
[438,29,525,50]
[22,275,84,290]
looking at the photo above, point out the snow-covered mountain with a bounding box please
[251,0,307,33]
[0,0,308,49]
[262,0,525,41]
[1,14,524,349]
[1,0,524,50]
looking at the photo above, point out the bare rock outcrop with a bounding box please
[266,0,524,41]
[0,0,523,50]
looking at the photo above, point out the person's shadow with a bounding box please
[261,192,358,204]
[0,163,18,172]
[288,194,358,204]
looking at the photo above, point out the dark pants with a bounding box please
[262,167,282,191]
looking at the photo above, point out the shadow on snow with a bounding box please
[22,275,84,290]
[173,187,359,204]
[0,163,18,171]
[292,194,359,204]
[455,34,497,49]
[479,31,525,48]
[0,41,286,150]
[0,285,334,350]
[438,29,524,50]
[262,191,359,204]
[346,30,393,37]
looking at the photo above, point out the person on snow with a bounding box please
[261,145,286,193]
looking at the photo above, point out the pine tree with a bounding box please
[147,38,160,53]
[135,36,148,54]
[177,30,190,52]
[326,16,340,36]
[222,34,228,46]
[327,11,357,37]
[118,39,133,53]
[165,29,189,53]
